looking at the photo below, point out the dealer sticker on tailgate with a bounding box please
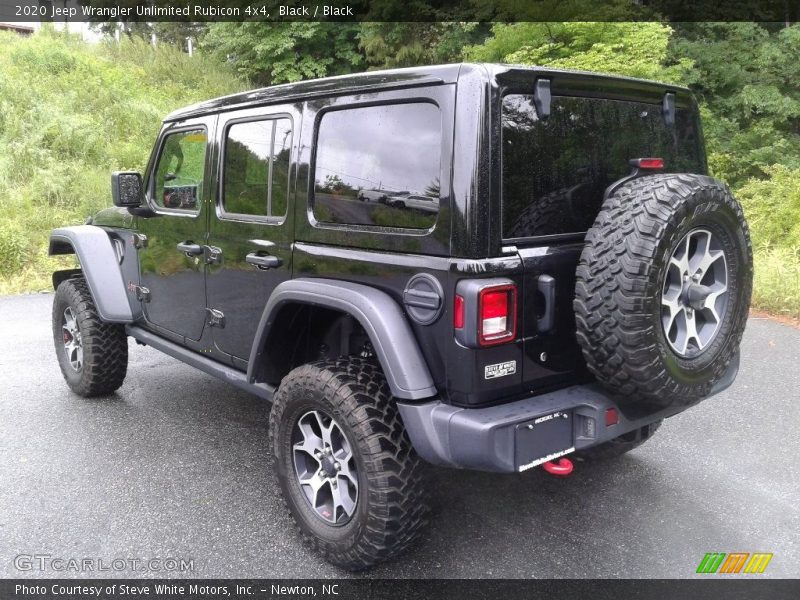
[484,360,517,379]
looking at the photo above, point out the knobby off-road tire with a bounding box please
[269,357,429,571]
[506,184,595,238]
[52,277,128,397]
[574,421,662,461]
[574,174,752,410]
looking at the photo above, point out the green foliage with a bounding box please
[0,222,27,276]
[465,0,653,23]
[671,23,800,187]
[738,166,800,249]
[359,22,489,69]
[203,22,362,86]
[466,22,693,83]
[0,28,245,293]
[751,246,800,318]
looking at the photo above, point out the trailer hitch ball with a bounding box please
[541,457,574,477]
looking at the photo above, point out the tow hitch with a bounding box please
[541,457,574,477]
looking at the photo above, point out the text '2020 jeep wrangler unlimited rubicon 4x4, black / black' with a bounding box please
[49,64,752,570]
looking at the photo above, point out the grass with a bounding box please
[0,28,246,294]
[751,245,800,318]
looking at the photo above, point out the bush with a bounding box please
[737,165,800,248]
[0,28,245,294]
[0,223,27,276]
[734,166,800,318]
[752,245,800,318]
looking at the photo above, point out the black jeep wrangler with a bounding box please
[49,64,752,570]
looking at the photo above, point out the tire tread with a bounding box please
[269,357,429,571]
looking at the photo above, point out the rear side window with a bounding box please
[223,118,292,219]
[153,129,207,212]
[501,94,704,239]
[312,103,441,229]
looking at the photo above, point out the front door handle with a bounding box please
[176,241,203,256]
[245,252,282,270]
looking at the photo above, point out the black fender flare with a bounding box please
[248,278,437,401]
[48,225,133,323]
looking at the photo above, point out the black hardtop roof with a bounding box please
[164,63,692,122]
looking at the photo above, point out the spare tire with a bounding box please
[574,174,752,410]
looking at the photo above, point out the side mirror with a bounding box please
[111,171,143,208]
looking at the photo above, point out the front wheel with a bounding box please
[269,358,429,571]
[52,277,128,397]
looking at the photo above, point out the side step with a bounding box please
[126,325,274,401]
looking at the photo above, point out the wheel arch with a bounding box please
[48,225,133,323]
[248,278,437,401]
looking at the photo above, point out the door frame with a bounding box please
[205,103,301,366]
[136,114,218,345]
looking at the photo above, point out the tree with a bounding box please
[359,22,491,70]
[466,22,692,83]
[669,23,800,185]
[203,22,362,86]
[79,0,208,50]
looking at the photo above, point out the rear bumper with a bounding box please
[398,353,739,473]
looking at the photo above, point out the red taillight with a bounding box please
[632,157,664,170]
[605,408,619,427]
[478,284,517,346]
[454,295,465,329]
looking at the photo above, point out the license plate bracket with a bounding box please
[515,410,574,472]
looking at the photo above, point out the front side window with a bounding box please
[312,103,441,229]
[223,118,292,219]
[153,129,207,211]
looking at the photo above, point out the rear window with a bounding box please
[312,102,441,230]
[501,94,704,239]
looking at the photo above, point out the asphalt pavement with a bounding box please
[1,293,798,578]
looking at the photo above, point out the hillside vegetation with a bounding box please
[0,29,245,293]
[1,24,799,320]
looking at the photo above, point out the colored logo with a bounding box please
[696,552,773,574]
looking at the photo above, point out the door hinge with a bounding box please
[132,233,148,249]
[204,245,223,265]
[206,308,225,328]
[131,284,150,303]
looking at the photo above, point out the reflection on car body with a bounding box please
[386,193,438,214]
[357,189,388,203]
[163,184,199,209]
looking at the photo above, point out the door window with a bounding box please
[152,129,207,212]
[223,118,292,219]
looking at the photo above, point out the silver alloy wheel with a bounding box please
[61,307,83,371]
[661,228,729,358]
[291,410,359,525]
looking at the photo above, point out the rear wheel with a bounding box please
[52,277,128,397]
[269,357,429,571]
[574,174,752,411]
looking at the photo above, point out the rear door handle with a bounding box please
[176,241,203,256]
[246,252,282,270]
[537,274,556,333]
